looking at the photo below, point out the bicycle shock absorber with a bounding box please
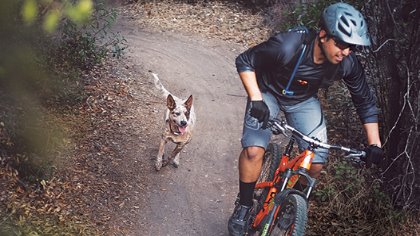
[277,138,295,173]
[285,138,295,156]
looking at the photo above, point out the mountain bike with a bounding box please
[243,118,366,236]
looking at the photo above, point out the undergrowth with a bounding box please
[309,157,406,235]
[53,1,127,72]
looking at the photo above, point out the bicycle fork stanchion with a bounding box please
[291,168,316,199]
[279,168,292,192]
[305,175,316,199]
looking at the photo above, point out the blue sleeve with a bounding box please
[341,54,379,123]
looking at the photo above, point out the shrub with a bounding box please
[53,2,127,71]
[309,158,405,235]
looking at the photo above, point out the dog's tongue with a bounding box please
[178,126,187,135]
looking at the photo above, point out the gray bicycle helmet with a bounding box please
[321,2,371,46]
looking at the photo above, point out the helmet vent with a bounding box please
[340,15,350,27]
[338,24,351,37]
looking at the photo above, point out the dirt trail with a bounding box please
[114,15,249,235]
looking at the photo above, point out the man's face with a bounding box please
[320,31,355,64]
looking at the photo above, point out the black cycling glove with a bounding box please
[249,100,270,129]
[362,145,383,167]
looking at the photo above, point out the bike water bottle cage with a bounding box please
[282,26,309,96]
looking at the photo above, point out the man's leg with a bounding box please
[239,147,265,182]
[228,92,279,236]
[282,97,328,182]
[237,146,265,206]
[308,163,324,178]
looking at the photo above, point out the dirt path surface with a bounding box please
[112,4,259,235]
[126,28,244,235]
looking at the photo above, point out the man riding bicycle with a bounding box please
[228,2,384,235]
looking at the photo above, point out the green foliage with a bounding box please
[314,162,365,202]
[64,0,94,25]
[55,2,127,71]
[310,159,406,235]
[43,9,61,33]
[22,0,38,24]
[313,185,334,202]
[21,0,93,33]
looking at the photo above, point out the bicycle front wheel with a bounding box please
[269,193,307,236]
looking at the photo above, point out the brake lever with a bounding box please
[269,121,288,136]
[344,151,366,165]
[344,153,361,159]
[271,126,283,135]
[345,150,366,158]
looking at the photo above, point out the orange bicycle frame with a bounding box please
[252,148,315,228]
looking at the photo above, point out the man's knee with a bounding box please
[243,146,265,161]
[309,164,324,178]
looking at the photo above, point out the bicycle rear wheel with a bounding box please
[250,142,281,234]
[269,193,307,236]
[254,143,281,201]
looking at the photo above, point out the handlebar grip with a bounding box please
[344,150,366,159]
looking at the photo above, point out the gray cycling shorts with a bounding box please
[241,92,328,164]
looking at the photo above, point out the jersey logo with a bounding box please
[297,80,308,86]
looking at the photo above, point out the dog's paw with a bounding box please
[162,159,170,167]
[172,159,179,168]
[155,162,162,171]
[155,156,163,171]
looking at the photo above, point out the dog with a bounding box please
[152,73,196,171]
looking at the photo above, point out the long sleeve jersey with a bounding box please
[235,29,379,124]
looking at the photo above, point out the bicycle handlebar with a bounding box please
[268,119,366,159]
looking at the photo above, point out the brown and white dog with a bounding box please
[152,73,195,171]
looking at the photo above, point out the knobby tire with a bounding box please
[254,143,281,203]
[270,193,307,236]
[252,143,281,233]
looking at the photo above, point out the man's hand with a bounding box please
[362,145,383,167]
[249,100,270,129]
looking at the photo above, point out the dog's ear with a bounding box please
[167,94,176,110]
[184,95,193,110]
